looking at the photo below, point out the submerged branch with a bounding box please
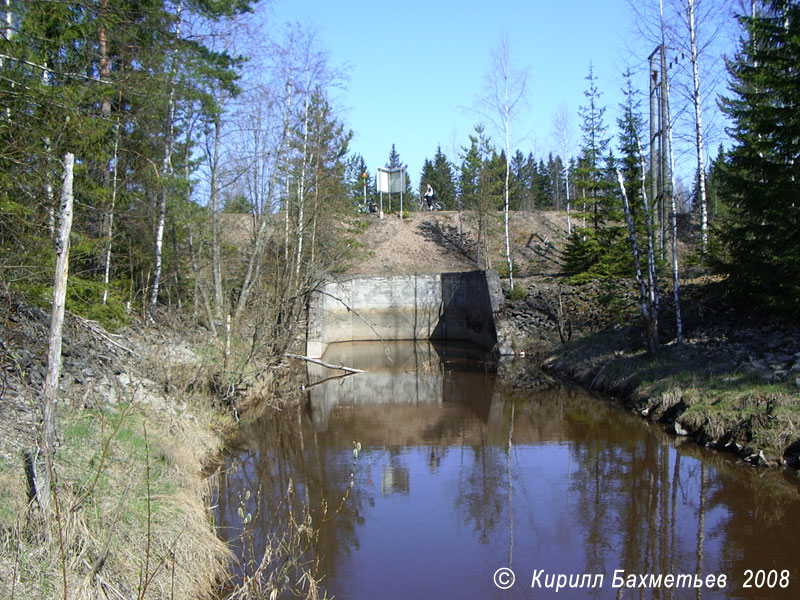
[285,353,365,373]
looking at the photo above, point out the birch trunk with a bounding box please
[503,77,514,288]
[209,117,224,320]
[41,153,75,510]
[617,169,658,356]
[565,163,572,236]
[688,0,709,259]
[639,153,660,348]
[294,72,313,287]
[102,122,119,305]
[666,78,684,344]
[149,0,182,316]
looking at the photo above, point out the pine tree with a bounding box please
[718,0,800,314]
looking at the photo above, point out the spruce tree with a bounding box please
[575,64,612,230]
[718,0,800,314]
[430,146,457,209]
[383,144,413,208]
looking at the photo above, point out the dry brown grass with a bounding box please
[0,339,234,600]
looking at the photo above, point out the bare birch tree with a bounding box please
[686,0,711,258]
[478,33,529,288]
[616,168,659,355]
[625,0,730,234]
[551,102,576,234]
[149,0,183,316]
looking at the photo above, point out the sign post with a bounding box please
[376,166,406,220]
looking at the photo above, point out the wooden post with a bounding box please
[40,152,75,509]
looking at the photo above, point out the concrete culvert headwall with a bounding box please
[306,270,503,358]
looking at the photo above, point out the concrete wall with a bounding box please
[306,270,503,358]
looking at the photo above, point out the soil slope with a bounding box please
[348,210,569,276]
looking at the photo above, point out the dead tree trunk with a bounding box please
[40,152,75,510]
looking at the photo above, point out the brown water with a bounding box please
[215,341,800,599]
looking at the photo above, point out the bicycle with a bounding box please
[418,197,444,212]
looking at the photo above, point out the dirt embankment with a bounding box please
[0,299,236,599]
[347,209,568,276]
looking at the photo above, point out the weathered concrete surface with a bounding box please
[307,271,503,358]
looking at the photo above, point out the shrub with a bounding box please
[507,284,527,301]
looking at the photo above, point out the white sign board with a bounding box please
[376,167,405,194]
[377,169,390,194]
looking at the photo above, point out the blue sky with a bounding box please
[267,0,726,190]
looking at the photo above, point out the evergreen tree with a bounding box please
[345,154,375,212]
[386,143,402,168]
[508,150,526,210]
[458,125,502,267]
[535,158,554,208]
[383,144,413,209]
[574,64,612,230]
[0,0,252,306]
[718,0,800,314]
[564,68,638,280]
[431,146,457,209]
[547,153,565,210]
[616,68,645,218]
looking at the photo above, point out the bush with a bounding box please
[25,277,130,331]
[496,259,519,280]
[507,284,527,301]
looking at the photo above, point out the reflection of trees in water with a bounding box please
[454,426,506,545]
[216,362,800,600]
[563,397,800,600]
[565,402,697,596]
[216,404,370,592]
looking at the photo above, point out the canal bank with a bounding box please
[498,274,800,470]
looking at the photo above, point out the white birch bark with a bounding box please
[617,169,658,355]
[209,117,224,320]
[688,0,709,258]
[102,122,119,305]
[666,79,684,344]
[294,67,313,285]
[149,0,183,315]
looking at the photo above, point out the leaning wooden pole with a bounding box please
[41,152,75,509]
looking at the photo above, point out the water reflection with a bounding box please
[215,341,800,600]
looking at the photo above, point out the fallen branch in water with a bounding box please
[299,372,356,391]
[285,353,365,373]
